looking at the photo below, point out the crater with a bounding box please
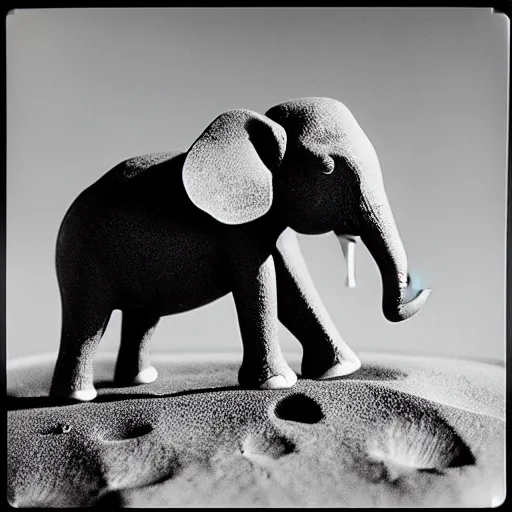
[358,389,475,483]
[274,394,323,424]
[241,434,295,460]
[101,424,153,442]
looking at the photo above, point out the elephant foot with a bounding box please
[238,357,297,390]
[114,365,159,386]
[316,357,361,379]
[68,388,98,401]
[50,372,98,402]
[302,349,361,380]
[50,387,98,402]
[132,366,158,384]
[260,371,298,390]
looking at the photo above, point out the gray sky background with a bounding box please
[6,8,508,363]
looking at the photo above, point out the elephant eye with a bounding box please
[321,156,335,175]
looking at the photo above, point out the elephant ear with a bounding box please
[183,109,287,225]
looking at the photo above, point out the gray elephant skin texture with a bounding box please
[50,97,431,401]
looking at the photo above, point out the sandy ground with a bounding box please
[7,352,505,508]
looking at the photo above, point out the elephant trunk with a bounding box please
[337,180,430,322]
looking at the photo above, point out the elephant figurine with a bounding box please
[49,97,431,401]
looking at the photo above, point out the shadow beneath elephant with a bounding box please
[94,385,241,404]
[7,364,406,411]
[6,385,241,411]
[6,395,90,411]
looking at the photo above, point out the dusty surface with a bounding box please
[7,352,505,508]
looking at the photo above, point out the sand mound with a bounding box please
[7,352,505,507]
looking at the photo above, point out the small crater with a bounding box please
[241,434,295,460]
[275,393,323,424]
[39,423,72,436]
[101,424,153,442]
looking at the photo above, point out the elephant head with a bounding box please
[182,97,431,322]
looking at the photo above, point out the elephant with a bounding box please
[49,97,431,401]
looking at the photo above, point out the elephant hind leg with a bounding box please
[50,294,113,401]
[114,309,160,386]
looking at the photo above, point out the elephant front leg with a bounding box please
[231,253,297,390]
[274,228,361,379]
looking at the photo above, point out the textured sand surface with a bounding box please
[7,352,505,508]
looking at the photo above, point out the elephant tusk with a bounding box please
[336,234,359,288]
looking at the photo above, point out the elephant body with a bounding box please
[50,97,430,401]
[58,150,289,315]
